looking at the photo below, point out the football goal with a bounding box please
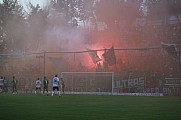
[61,72,114,94]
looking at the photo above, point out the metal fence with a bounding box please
[0,47,181,95]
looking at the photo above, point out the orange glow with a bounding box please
[97,51,104,59]
[98,54,101,59]
[97,51,104,64]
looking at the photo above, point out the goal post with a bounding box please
[61,72,114,94]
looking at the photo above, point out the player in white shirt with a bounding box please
[35,78,41,94]
[52,75,61,97]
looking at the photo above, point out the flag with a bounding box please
[102,46,116,66]
[161,42,181,62]
[86,48,102,64]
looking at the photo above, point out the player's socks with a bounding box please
[52,91,54,96]
[35,91,36,94]
[58,91,61,96]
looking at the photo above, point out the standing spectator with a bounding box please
[35,78,41,94]
[12,76,18,94]
[43,76,49,95]
[52,75,61,97]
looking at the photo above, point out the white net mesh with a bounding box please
[61,72,114,93]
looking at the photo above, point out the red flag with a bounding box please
[102,46,116,66]
[86,48,102,64]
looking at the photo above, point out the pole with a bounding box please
[112,72,114,94]
[179,47,181,62]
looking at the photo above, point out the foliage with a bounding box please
[25,2,49,51]
[0,0,24,51]
[48,0,98,28]
[1,0,180,52]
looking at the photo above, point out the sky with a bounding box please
[18,0,50,9]
[0,0,50,11]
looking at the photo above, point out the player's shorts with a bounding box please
[53,86,59,91]
[36,87,41,90]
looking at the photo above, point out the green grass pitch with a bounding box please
[0,94,181,120]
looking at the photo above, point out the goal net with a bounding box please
[61,72,114,94]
